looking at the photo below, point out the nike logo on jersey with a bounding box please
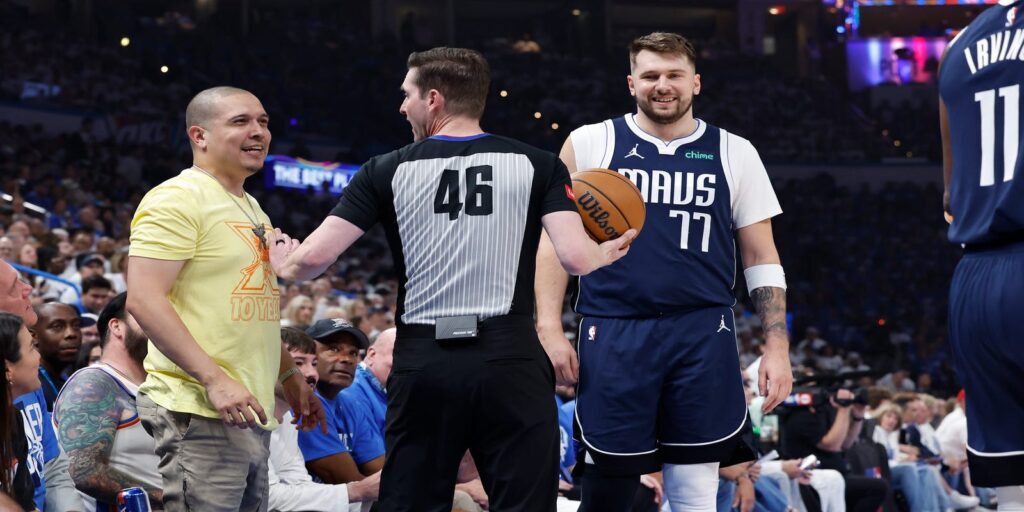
[717,315,731,333]
[625,144,645,159]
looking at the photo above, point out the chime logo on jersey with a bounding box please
[587,325,597,341]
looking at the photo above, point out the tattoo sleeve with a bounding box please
[54,370,163,507]
[751,286,788,342]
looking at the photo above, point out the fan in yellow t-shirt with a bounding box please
[126,86,326,512]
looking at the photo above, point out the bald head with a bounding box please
[185,86,255,131]
[0,260,36,325]
[185,86,270,175]
[366,328,395,385]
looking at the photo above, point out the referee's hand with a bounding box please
[268,228,300,276]
[598,229,637,267]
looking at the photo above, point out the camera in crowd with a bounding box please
[777,370,876,411]
[778,387,867,409]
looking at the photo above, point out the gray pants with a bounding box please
[138,393,272,512]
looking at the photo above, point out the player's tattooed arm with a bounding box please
[751,286,788,342]
[55,371,164,508]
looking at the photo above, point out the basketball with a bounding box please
[571,168,646,244]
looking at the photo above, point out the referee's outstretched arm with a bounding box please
[542,212,635,276]
[269,219,364,281]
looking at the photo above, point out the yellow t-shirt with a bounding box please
[129,167,281,429]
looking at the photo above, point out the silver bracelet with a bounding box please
[278,366,301,384]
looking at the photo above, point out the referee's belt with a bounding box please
[397,314,532,340]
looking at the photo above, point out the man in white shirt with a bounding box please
[269,327,379,512]
[53,292,160,508]
[936,390,968,471]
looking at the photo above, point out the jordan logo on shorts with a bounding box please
[717,315,731,333]
[624,144,644,159]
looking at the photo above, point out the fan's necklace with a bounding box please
[192,165,267,248]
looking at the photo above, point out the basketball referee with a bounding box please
[270,47,634,511]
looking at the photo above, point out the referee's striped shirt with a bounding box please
[331,133,577,326]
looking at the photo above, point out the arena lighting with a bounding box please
[768,7,781,15]
[878,318,887,326]
[894,140,902,147]
[0,194,46,215]
[572,8,581,16]
[551,123,560,130]
[160,65,169,73]
[119,37,130,47]
[534,111,542,119]
[500,90,508,97]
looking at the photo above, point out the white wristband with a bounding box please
[744,264,786,295]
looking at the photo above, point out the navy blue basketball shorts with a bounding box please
[574,306,752,476]
[949,242,1024,487]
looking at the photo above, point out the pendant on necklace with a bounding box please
[252,225,267,248]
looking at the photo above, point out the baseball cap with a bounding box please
[75,252,104,270]
[80,313,98,328]
[306,318,369,349]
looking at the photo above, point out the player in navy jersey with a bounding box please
[535,32,793,511]
[939,1,1024,503]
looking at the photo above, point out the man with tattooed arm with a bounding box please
[53,292,163,509]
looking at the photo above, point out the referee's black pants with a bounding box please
[377,315,559,512]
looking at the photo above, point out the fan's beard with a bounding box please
[126,332,149,365]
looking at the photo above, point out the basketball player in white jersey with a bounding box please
[536,32,793,511]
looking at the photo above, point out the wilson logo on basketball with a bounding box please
[571,168,646,245]
[577,191,623,239]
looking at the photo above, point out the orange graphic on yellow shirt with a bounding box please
[227,222,280,322]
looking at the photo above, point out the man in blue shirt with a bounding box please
[305,319,385,477]
[340,328,394,432]
[338,327,489,510]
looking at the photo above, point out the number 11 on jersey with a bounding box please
[975,84,1019,186]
